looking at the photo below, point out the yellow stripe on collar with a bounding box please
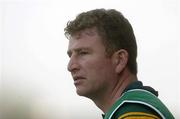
[118,112,160,119]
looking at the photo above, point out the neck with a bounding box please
[92,68,137,113]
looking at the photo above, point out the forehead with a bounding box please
[72,27,99,40]
[68,28,104,49]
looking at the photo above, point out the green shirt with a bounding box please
[103,81,175,119]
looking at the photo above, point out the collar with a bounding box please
[123,81,158,96]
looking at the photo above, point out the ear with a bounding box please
[112,49,128,73]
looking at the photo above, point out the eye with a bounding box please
[79,51,88,55]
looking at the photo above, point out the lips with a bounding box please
[73,76,86,85]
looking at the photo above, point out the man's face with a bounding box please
[67,28,117,99]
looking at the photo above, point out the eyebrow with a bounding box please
[67,47,91,57]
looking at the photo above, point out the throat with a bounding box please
[92,71,137,113]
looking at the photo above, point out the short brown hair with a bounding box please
[64,9,138,75]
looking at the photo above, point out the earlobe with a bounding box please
[114,49,128,73]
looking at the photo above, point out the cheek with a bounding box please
[84,59,114,78]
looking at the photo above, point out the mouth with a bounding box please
[73,76,86,85]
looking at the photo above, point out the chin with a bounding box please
[76,89,89,97]
[76,90,95,100]
[76,90,85,96]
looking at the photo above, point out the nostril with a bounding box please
[67,58,73,72]
[67,62,72,72]
[67,60,79,72]
[67,54,80,72]
[68,63,79,72]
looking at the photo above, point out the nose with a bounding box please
[67,55,79,73]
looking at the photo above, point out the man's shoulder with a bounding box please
[104,89,163,119]
[112,102,162,119]
[103,89,174,119]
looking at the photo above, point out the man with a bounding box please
[64,9,174,119]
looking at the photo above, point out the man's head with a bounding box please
[65,8,137,75]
